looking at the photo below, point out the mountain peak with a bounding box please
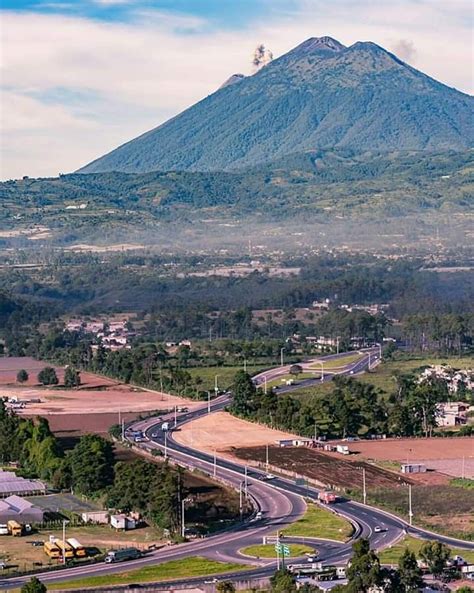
[290,36,346,55]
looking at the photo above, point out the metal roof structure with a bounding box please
[0,470,46,497]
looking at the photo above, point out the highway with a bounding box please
[1,349,473,590]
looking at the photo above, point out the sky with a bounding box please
[1,0,472,180]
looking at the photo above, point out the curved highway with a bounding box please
[2,350,473,590]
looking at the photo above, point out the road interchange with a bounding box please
[1,349,473,590]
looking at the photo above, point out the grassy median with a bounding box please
[241,543,315,558]
[48,557,249,589]
[281,503,354,541]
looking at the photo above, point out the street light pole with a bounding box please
[266,444,269,473]
[164,431,168,460]
[174,405,177,427]
[214,374,219,395]
[280,348,285,367]
[244,465,248,497]
[239,481,243,521]
[208,391,211,414]
[264,376,267,394]
[181,498,191,539]
[213,449,217,478]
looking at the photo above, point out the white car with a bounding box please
[374,526,386,533]
[264,473,275,480]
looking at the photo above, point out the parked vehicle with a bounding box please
[105,548,142,563]
[44,541,61,559]
[67,538,87,558]
[0,525,8,536]
[55,540,75,559]
[7,520,23,536]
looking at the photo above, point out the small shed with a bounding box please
[401,463,427,474]
[81,511,109,524]
[110,514,136,530]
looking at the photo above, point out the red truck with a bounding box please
[318,491,337,504]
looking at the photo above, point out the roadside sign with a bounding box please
[282,545,290,557]
[274,543,282,553]
[295,477,307,486]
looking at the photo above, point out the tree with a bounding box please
[398,548,423,592]
[419,540,451,577]
[230,371,257,417]
[345,538,383,593]
[289,364,303,377]
[16,369,29,383]
[21,577,47,593]
[216,582,236,593]
[67,434,114,495]
[64,367,81,388]
[37,367,58,386]
[270,568,297,593]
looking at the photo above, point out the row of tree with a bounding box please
[0,403,183,532]
[229,371,473,440]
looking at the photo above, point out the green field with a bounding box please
[240,543,314,558]
[281,503,353,541]
[287,354,474,402]
[188,365,268,391]
[379,536,474,565]
[48,557,248,589]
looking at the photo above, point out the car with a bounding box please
[151,432,158,438]
[264,473,275,480]
[374,526,386,533]
[204,578,219,584]
[255,511,263,520]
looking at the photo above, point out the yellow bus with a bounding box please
[67,538,87,558]
[7,520,22,536]
[44,541,61,559]
[55,540,74,559]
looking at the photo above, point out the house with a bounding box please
[0,495,44,523]
[436,401,471,427]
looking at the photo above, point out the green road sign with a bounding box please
[274,543,282,553]
[282,545,290,557]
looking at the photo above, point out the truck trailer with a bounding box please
[318,491,337,504]
[105,548,142,563]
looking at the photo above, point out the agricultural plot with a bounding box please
[232,446,412,490]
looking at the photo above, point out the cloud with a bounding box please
[1,0,472,179]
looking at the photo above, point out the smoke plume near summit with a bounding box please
[252,44,273,72]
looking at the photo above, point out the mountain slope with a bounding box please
[78,37,474,174]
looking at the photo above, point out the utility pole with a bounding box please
[213,449,217,478]
[164,431,168,460]
[314,422,318,442]
[280,347,285,367]
[276,532,280,570]
[362,468,367,505]
[174,405,177,427]
[208,391,211,414]
[214,374,219,396]
[121,419,125,441]
[62,519,68,565]
[244,465,248,497]
[239,482,243,521]
[408,484,413,526]
[181,498,190,539]
[368,352,372,370]
[266,444,269,473]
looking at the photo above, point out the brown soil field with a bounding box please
[45,412,144,436]
[174,411,301,456]
[0,356,118,388]
[233,445,412,491]
[345,437,474,479]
